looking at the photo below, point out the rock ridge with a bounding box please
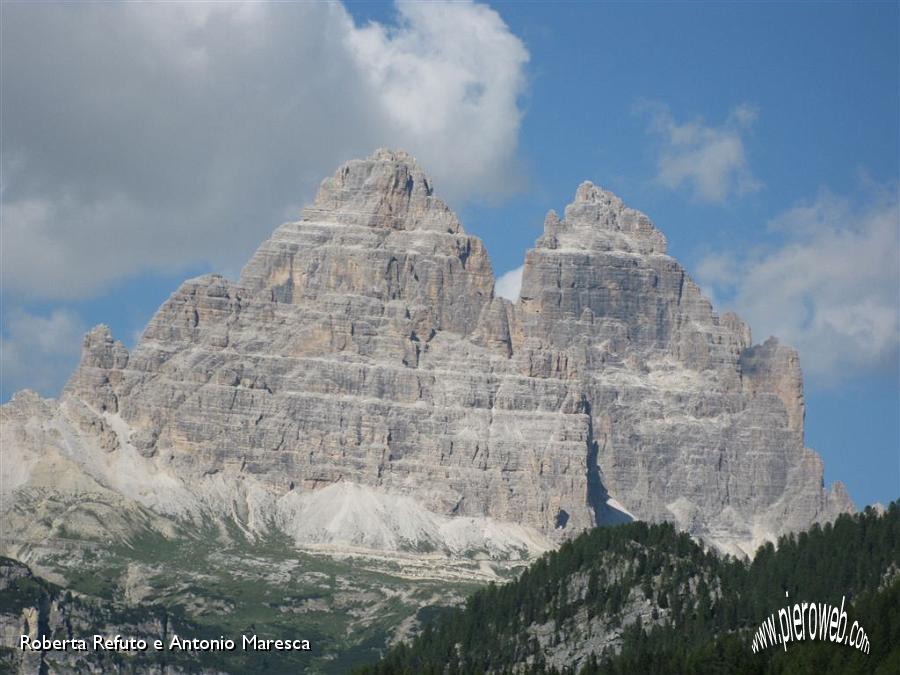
[2,149,853,559]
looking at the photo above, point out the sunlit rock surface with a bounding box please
[2,150,852,560]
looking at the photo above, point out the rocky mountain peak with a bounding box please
[573,180,619,205]
[304,148,461,233]
[3,152,853,565]
[536,181,668,255]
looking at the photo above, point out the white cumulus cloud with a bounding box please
[643,103,761,203]
[1,1,528,301]
[697,183,899,383]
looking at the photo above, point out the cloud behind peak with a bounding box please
[1,1,528,301]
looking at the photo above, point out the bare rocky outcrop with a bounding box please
[0,557,219,675]
[1,150,852,559]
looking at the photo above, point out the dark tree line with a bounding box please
[355,502,900,674]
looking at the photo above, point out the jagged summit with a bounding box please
[301,148,461,233]
[537,181,667,255]
[237,149,491,335]
[370,147,415,162]
[2,151,852,564]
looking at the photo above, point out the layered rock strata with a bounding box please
[2,149,852,558]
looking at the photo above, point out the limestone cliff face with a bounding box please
[511,182,851,553]
[3,150,852,558]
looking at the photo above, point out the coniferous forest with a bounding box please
[357,502,900,674]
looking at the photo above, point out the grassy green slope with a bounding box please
[6,519,484,674]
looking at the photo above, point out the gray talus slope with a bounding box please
[2,149,851,559]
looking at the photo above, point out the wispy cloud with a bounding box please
[494,265,524,302]
[1,1,528,301]
[0,308,86,399]
[697,181,899,383]
[640,102,761,203]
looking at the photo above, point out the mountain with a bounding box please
[2,149,850,562]
[1,149,856,671]
[356,503,900,674]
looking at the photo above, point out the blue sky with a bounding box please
[2,1,897,507]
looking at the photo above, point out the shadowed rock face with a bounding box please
[3,150,852,558]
